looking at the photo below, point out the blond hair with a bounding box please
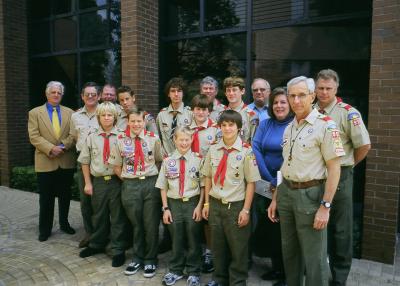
[96,102,118,126]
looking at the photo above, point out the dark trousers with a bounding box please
[77,164,94,234]
[37,168,74,237]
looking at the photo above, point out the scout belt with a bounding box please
[283,178,325,189]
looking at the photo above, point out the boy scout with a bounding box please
[223,77,258,143]
[116,85,157,134]
[70,81,100,247]
[268,76,344,286]
[315,69,371,286]
[156,127,204,286]
[200,76,225,122]
[189,94,220,157]
[156,77,192,154]
[201,110,261,286]
[77,102,126,267]
[109,108,163,278]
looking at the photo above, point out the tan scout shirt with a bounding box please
[108,129,163,179]
[188,118,221,157]
[156,103,193,154]
[226,101,259,143]
[156,150,203,199]
[280,108,346,182]
[201,136,261,202]
[116,109,158,134]
[314,97,370,166]
[78,127,118,177]
[70,106,99,152]
[210,99,226,122]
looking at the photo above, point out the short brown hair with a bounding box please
[164,77,186,96]
[117,85,134,97]
[217,110,242,129]
[268,87,293,120]
[127,107,145,120]
[316,69,340,87]
[223,76,245,91]
[191,94,213,112]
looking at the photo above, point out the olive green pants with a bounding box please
[167,196,202,276]
[278,182,328,286]
[89,176,127,255]
[121,176,161,265]
[77,164,93,234]
[328,166,354,286]
[209,198,250,286]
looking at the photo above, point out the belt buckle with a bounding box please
[182,197,189,202]
[104,175,111,181]
[221,199,228,204]
[139,176,146,180]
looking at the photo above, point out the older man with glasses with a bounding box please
[248,78,271,122]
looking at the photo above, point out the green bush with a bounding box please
[10,166,38,193]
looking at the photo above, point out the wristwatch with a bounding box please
[320,200,332,209]
[162,206,170,212]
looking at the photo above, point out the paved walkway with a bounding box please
[0,186,399,286]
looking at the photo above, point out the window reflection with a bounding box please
[53,0,75,15]
[80,9,108,47]
[205,0,246,31]
[30,22,51,54]
[28,0,51,19]
[54,17,77,51]
[79,0,107,9]
[163,0,200,35]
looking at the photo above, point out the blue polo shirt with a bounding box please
[248,102,269,122]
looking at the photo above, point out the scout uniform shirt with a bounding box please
[226,101,259,143]
[77,127,118,177]
[70,106,99,152]
[156,103,192,154]
[108,129,163,179]
[314,97,370,166]
[155,150,203,199]
[280,108,346,183]
[201,136,261,202]
[188,118,221,157]
[210,99,226,122]
[116,109,158,135]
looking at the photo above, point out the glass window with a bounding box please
[54,17,78,51]
[79,0,107,9]
[309,0,372,17]
[110,9,121,46]
[53,0,76,15]
[30,22,51,54]
[205,0,246,31]
[253,0,304,25]
[80,9,109,47]
[28,0,51,19]
[162,0,200,36]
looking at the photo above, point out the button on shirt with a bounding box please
[156,150,203,199]
[314,97,370,166]
[201,136,261,202]
[108,129,163,179]
[70,106,99,152]
[248,102,270,122]
[78,127,118,176]
[280,108,345,182]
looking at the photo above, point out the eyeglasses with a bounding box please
[252,88,267,93]
[288,93,309,100]
[84,93,98,97]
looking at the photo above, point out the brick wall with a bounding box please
[362,0,400,264]
[121,0,159,115]
[0,0,30,186]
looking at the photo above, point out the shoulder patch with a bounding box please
[338,102,353,111]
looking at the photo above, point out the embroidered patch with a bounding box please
[142,142,147,147]
[191,166,196,172]
[207,135,213,140]
[331,130,340,139]
[347,112,360,121]
[236,155,242,161]
[123,138,132,146]
[167,159,176,167]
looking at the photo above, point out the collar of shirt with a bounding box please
[97,126,118,136]
[46,102,61,121]
[216,135,243,152]
[228,101,246,112]
[171,149,192,160]
[80,105,98,117]
[189,118,213,129]
[248,102,268,112]
[128,129,146,140]
[293,108,319,127]
[314,97,338,114]
[167,103,184,114]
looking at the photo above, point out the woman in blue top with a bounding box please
[252,87,293,286]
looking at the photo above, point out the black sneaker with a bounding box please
[143,264,156,278]
[111,252,125,267]
[124,262,142,275]
[202,252,214,273]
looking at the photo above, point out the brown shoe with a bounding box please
[79,234,91,248]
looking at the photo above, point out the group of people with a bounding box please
[28,69,370,286]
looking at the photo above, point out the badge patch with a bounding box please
[184,118,189,124]
[142,142,147,147]
[347,112,360,121]
[326,122,337,132]
[191,166,196,172]
[126,165,134,173]
[168,159,176,167]
[207,135,213,140]
[331,130,340,139]
[352,118,360,126]
[123,138,132,145]
[308,128,313,134]
[236,155,242,161]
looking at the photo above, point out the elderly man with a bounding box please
[314,69,370,286]
[248,78,271,122]
[268,76,344,286]
[200,76,225,121]
[28,81,77,242]
[70,82,100,247]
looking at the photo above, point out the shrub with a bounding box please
[10,166,38,193]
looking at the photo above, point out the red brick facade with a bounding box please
[121,0,159,115]
[362,0,400,264]
[0,0,30,185]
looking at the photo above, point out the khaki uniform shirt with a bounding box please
[314,97,370,166]
[116,109,158,134]
[70,106,99,152]
[210,99,226,122]
[201,136,261,202]
[188,118,221,157]
[78,127,118,177]
[226,101,259,143]
[280,108,346,182]
[156,150,203,199]
[108,129,163,179]
[156,103,193,154]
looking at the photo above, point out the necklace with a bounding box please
[288,122,308,161]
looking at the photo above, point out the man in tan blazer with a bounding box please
[28,81,77,242]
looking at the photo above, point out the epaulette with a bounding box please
[144,111,149,115]
[160,107,168,112]
[118,133,125,139]
[321,115,333,122]
[338,102,353,111]
[242,142,251,148]
[184,106,191,111]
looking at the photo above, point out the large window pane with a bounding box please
[253,0,303,25]
[205,0,246,31]
[28,0,51,19]
[80,9,109,47]
[162,0,200,36]
[53,0,76,15]
[54,17,77,51]
[30,22,51,54]
[79,0,107,9]
[309,0,372,17]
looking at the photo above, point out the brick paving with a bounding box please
[0,186,399,286]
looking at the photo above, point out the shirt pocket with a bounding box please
[91,147,100,156]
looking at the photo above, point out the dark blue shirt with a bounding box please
[46,103,61,124]
[252,116,293,187]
